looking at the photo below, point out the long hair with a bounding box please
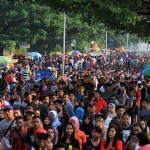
[105,124,119,148]
[137,132,150,146]
[64,122,75,143]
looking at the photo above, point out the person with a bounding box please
[83,126,102,150]
[53,143,66,150]
[91,90,107,113]
[42,115,52,129]
[88,102,96,116]
[140,119,149,133]
[124,123,143,150]
[0,105,16,150]
[100,124,123,150]
[10,116,28,150]
[70,116,86,150]
[58,122,80,150]
[107,103,116,119]
[30,128,49,150]
[45,126,58,145]
[80,113,94,140]
[137,132,150,150]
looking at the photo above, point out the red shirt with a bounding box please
[134,90,141,106]
[92,98,107,113]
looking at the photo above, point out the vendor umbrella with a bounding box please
[72,50,81,56]
[0,56,14,64]
[51,51,62,56]
[141,66,150,76]
[29,52,42,57]
[144,63,150,69]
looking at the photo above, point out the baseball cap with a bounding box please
[4,105,13,110]
[88,102,96,107]
[34,128,49,137]
[95,113,105,120]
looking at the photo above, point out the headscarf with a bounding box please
[107,103,116,119]
[42,115,52,128]
[49,110,61,128]
[70,116,79,132]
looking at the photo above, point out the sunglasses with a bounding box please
[37,136,48,140]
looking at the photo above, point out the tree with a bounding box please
[22,0,150,38]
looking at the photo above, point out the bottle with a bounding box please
[68,145,72,150]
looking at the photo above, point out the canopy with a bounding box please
[0,56,14,64]
[51,51,62,56]
[72,50,82,56]
[141,66,150,76]
[87,52,95,56]
[90,42,100,51]
[29,52,42,58]
[144,63,150,69]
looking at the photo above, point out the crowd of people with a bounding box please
[0,52,150,150]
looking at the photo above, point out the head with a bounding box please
[95,113,105,123]
[137,132,150,146]
[45,126,55,142]
[43,115,52,127]
[70,116,79,132]
[115,105,125,117]
[13,107,22,118]
[121,113,130,126]
[4,105,14,120]
[32,116,42,130]
[92,126,102,140]
[54,100,63,111]
[0,109,4,119]
[24,91,32,103]
[63,93,69,104]
[140,120,148,131]
[88,102,96,114]
[15,116,24,130]
[53,143,66,150]
[34,108,41,117]
[108,103,115,113]
[83,113,92,125]
[141,98,149,110]
[94,91,102,99]
[43,95,50,105]
[131,123,143,136]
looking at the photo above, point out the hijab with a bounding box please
[70,116,79,132]
[42,115,52,128]
[49,110,61,128]
[107,103,116,119]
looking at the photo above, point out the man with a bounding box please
[31,128,49,150]
[21,63,31,81]
[139,98,150,120]
[92,90,107,113]
[13,107,22,118]
[88,102,96,116]
[54,100,63,122]
[0,105,16,150]
[26,116,43,147]
[54,143,66,150]
[10,116,27,150]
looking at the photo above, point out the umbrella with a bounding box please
[72,50,81,56]
[141,66,150,76]
[0,56,14,64]
[87,52,95,56]
[29,52,42,57]
[51,51,62,55]
[144,63,150,69]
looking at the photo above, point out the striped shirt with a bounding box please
[22,69,31,81]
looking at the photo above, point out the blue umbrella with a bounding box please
[72,50,79,56]
[29,52,42,57]
[141,66,150,74]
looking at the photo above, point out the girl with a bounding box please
[107,103,116,119]
[83,126,102,150]
[58,122,80,150]
[140,119,149,133]
[80,113,94,140]
[100,124,123,150]
[124,123,143,150]
[70,116,86,150]
[43,115,52,129]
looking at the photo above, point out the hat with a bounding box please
[34,128,49,137]
[25,108,34,114]
[4,105,13,110]
[88,102,96,107]
[95,113,105,120]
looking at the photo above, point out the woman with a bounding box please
[70,116,86,150]
[83,126,102,150]
[45,126,58,145]
[137,132,150,150]
[58,122,80,150]
[80,113,94,140]
[42,115,52,129]
[107,103,116,119]
[140,119,149,133]
[49,110,61,132]
[100,124,123,150]
[123,123,143,150]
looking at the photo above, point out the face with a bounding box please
[44,97,50,104]
[26,95,32,102]
[26,113,34,121]
[108,104,115,113]
[14,109,22,118]
[49,113,55,121]
[16,119,24,129]
[34,100,39,106]
[65,124,73,136]
[88,106,96,113]
[133,126,142,136]
[84,117,90,125]
[94,92,100,99]
[108,128,116,138]
[0,110,4,118]
[54,103,61,110]
[92,130,101,139]
[142,101,148,109]
[32,118,42,129]
[79,86,84,93]
[140,121,146,129]
[44,117,51,125]
[116,108,125,116]
[4,109,14,119]
[122,115,130,125]
[47,129,54,141]
[58,90,64,96]
[95,116,104,123]
[34,135,47,147]
[63,95,69,103]
[69,93,75,100]
[35,110,40,116]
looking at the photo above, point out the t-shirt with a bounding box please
[0,119,16,149]
[126,96,136,108]
[139,109,150,120]
[138,145,150,150]
[122,126,132,143]
[83,140,100,150]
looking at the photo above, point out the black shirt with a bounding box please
[83,140,100,150]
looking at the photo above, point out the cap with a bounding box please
[4,105,13,110]
[88,102,96,107]
[34,128,49,137]
[95,113,105,120]
[25,108,34,114]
